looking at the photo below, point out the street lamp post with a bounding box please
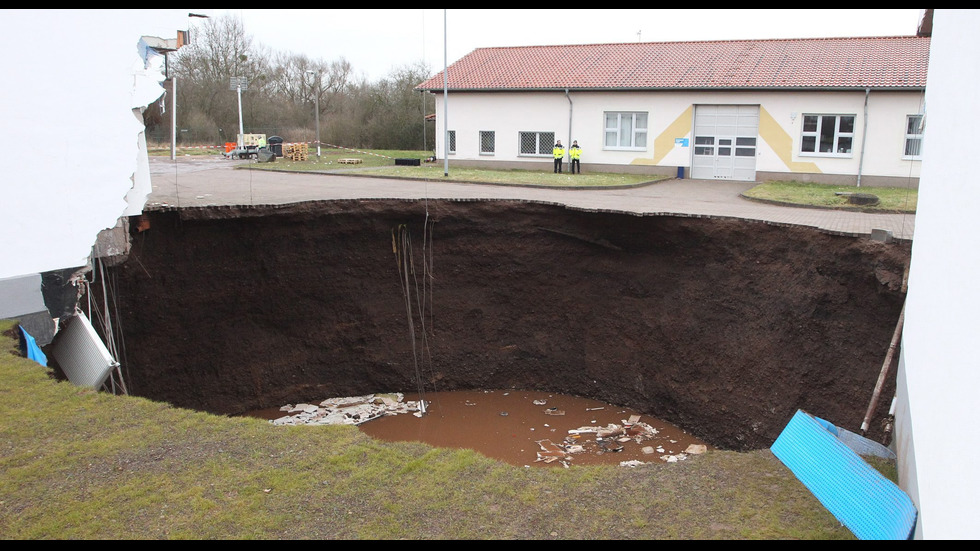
[306,70,321,158]
[230,77,247,148]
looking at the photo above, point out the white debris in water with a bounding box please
[271,393,424,426]
[660,453,689,463]
[620,460,648,468]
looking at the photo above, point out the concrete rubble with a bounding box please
[271,392,710,469]
[533,412,706,468]
[270,393,425,426]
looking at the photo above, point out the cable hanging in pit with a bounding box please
[392,218,436,415]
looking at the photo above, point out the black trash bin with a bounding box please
[268,136,284,158]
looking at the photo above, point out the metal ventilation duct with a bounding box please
[51,310,117,389]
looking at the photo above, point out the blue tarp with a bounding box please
[18,325,47,367]
[770,409,917,540]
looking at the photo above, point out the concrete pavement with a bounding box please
[148,156,915,241]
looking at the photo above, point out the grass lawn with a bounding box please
[0,319,857,539]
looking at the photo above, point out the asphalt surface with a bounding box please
[147,156,915,241]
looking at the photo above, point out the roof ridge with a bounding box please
[418,35,930,91]
[471,35,927,52]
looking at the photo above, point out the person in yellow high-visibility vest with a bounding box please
[553,140,565,173]
[569,140,582,174]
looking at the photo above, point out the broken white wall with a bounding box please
[894,8,980,540]
[0,9,188,280]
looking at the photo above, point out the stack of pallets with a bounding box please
[283,143,309,161]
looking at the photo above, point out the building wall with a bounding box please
[894,8,980,540]
[0,10,188,281]
[432,88,923,184]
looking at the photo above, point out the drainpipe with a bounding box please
[857,88,870,188]
[565,88,573,150]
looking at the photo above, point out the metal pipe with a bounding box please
[171,76,176,161]
[236,84,244,147]
[857,87,870,187]
[443,9,449,177]
[861,300,906,434]
[565,88,573,147]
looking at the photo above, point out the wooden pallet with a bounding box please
[283,143,309,161]
[338,158,362,164]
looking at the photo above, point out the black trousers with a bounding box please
[554,158,563,173]
[571,159,580,173]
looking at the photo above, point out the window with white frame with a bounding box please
[604,112,648,150]
[448,130,456,154]
[801,114,855,155]
[519,131,555,156]
[479,131,495,155]
[904,114,924,158]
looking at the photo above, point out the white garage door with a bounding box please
[691,105,759,181]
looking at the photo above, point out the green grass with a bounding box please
[742,180,917,213]
[243,148,666,188]
[0,319,857,539]
[153,146,918,210]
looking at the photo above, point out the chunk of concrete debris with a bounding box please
[535,439,569,463]
[684,444,707,455]
[544,407,565,416]
[271,393,424,427]
[660,453,689,463]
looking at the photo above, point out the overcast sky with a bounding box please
[190,9,926,82]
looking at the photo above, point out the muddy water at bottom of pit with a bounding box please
[248,389,712,468]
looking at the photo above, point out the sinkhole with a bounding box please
[84,199,910,452]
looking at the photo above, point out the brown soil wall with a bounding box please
[96,199,910,451]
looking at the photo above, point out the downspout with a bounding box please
[857,87,870,187]
[565,88,573,149]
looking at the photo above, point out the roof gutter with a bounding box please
[857,87,870,188]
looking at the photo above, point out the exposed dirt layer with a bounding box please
[92,199,910,452]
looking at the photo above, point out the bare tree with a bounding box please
[147,12,434,150]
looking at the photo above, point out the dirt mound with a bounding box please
[93,199,909,451]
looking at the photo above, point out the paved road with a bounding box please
[148,156,915,241]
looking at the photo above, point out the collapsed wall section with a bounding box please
[98,199,910,451]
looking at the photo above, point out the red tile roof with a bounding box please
[416,36,930,91]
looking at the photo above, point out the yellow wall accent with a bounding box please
[759,107,821,173]
[638,106,694,165]
[629,104,821,172]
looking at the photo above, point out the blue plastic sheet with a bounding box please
[770,409,917,540]
[18,325,48,367]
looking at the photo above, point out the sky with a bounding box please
[190,9,926,82]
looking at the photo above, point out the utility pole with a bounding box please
[443,9,449,177]
[171,75,177,161]
[230,77,247,147]
[306,70,321,158]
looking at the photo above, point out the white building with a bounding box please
[892,8,980,540]
[0,9,190,343]
[417,35,929,186]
